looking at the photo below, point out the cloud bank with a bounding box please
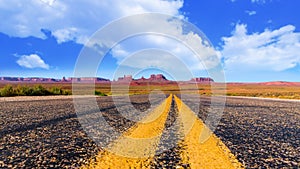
[245,10,257,16]
[221,24,300,72]
[16,54,50,69]
[0,0,184,44]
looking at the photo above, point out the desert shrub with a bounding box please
[50,87,63,95]
[226,93,238,96]
[31,85,49,96]
[15,85,33,96]
[52,87,72,95]
[0,85,16,97]
[62,90,72,95]
[95,90,107,96]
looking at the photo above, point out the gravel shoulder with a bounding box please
[0,95,101,102]
[227,95,300,102]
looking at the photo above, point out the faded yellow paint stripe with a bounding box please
[174,95,244,169]
[125,95,172,138]
[82,95,173,169]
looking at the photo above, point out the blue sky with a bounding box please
[0,0,300,82]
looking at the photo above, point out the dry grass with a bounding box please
[1,82,300,99]
[226,83,300,99]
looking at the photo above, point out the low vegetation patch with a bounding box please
[0,85,72,97]
[94,90,107,96]
[0,84,111,97]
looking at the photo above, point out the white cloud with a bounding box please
[110,31,218,73]
[220,24,300,72]
[88,12,220,77]
[251,0,263,3]
[251,0,273,4]
[0,0,184,44]
[245,10,257,16]
[40,0,56,6]
[16,54,50,69]
[52,27,79,44]
[231,0,270,3]
[111,45,130,61]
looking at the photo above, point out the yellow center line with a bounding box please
[174,95,244,169]
[82,95,173,169]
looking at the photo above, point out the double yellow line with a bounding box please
[82,95,244,169]
[83,94,173,168]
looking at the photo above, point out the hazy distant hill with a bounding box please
[0,74,214,84]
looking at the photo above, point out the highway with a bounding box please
[0,95,299,168]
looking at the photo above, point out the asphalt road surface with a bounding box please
[0,95,299,168]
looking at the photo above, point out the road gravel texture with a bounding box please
[182,95,300,168]
[0,95,299,168]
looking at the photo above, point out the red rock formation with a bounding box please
[190,77,214,83]
[117,75,133,82]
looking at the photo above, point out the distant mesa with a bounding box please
[190,77,214,83]
[117,75,133,82]
[117,74,168,83]
[63,77,110,82]
[0,74,214,84]
[258,81,300,86]
[0,77,60,82]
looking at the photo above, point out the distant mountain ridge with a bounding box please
[0,77,110,83]
[0,74,214,83]
[2,76,298,85]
